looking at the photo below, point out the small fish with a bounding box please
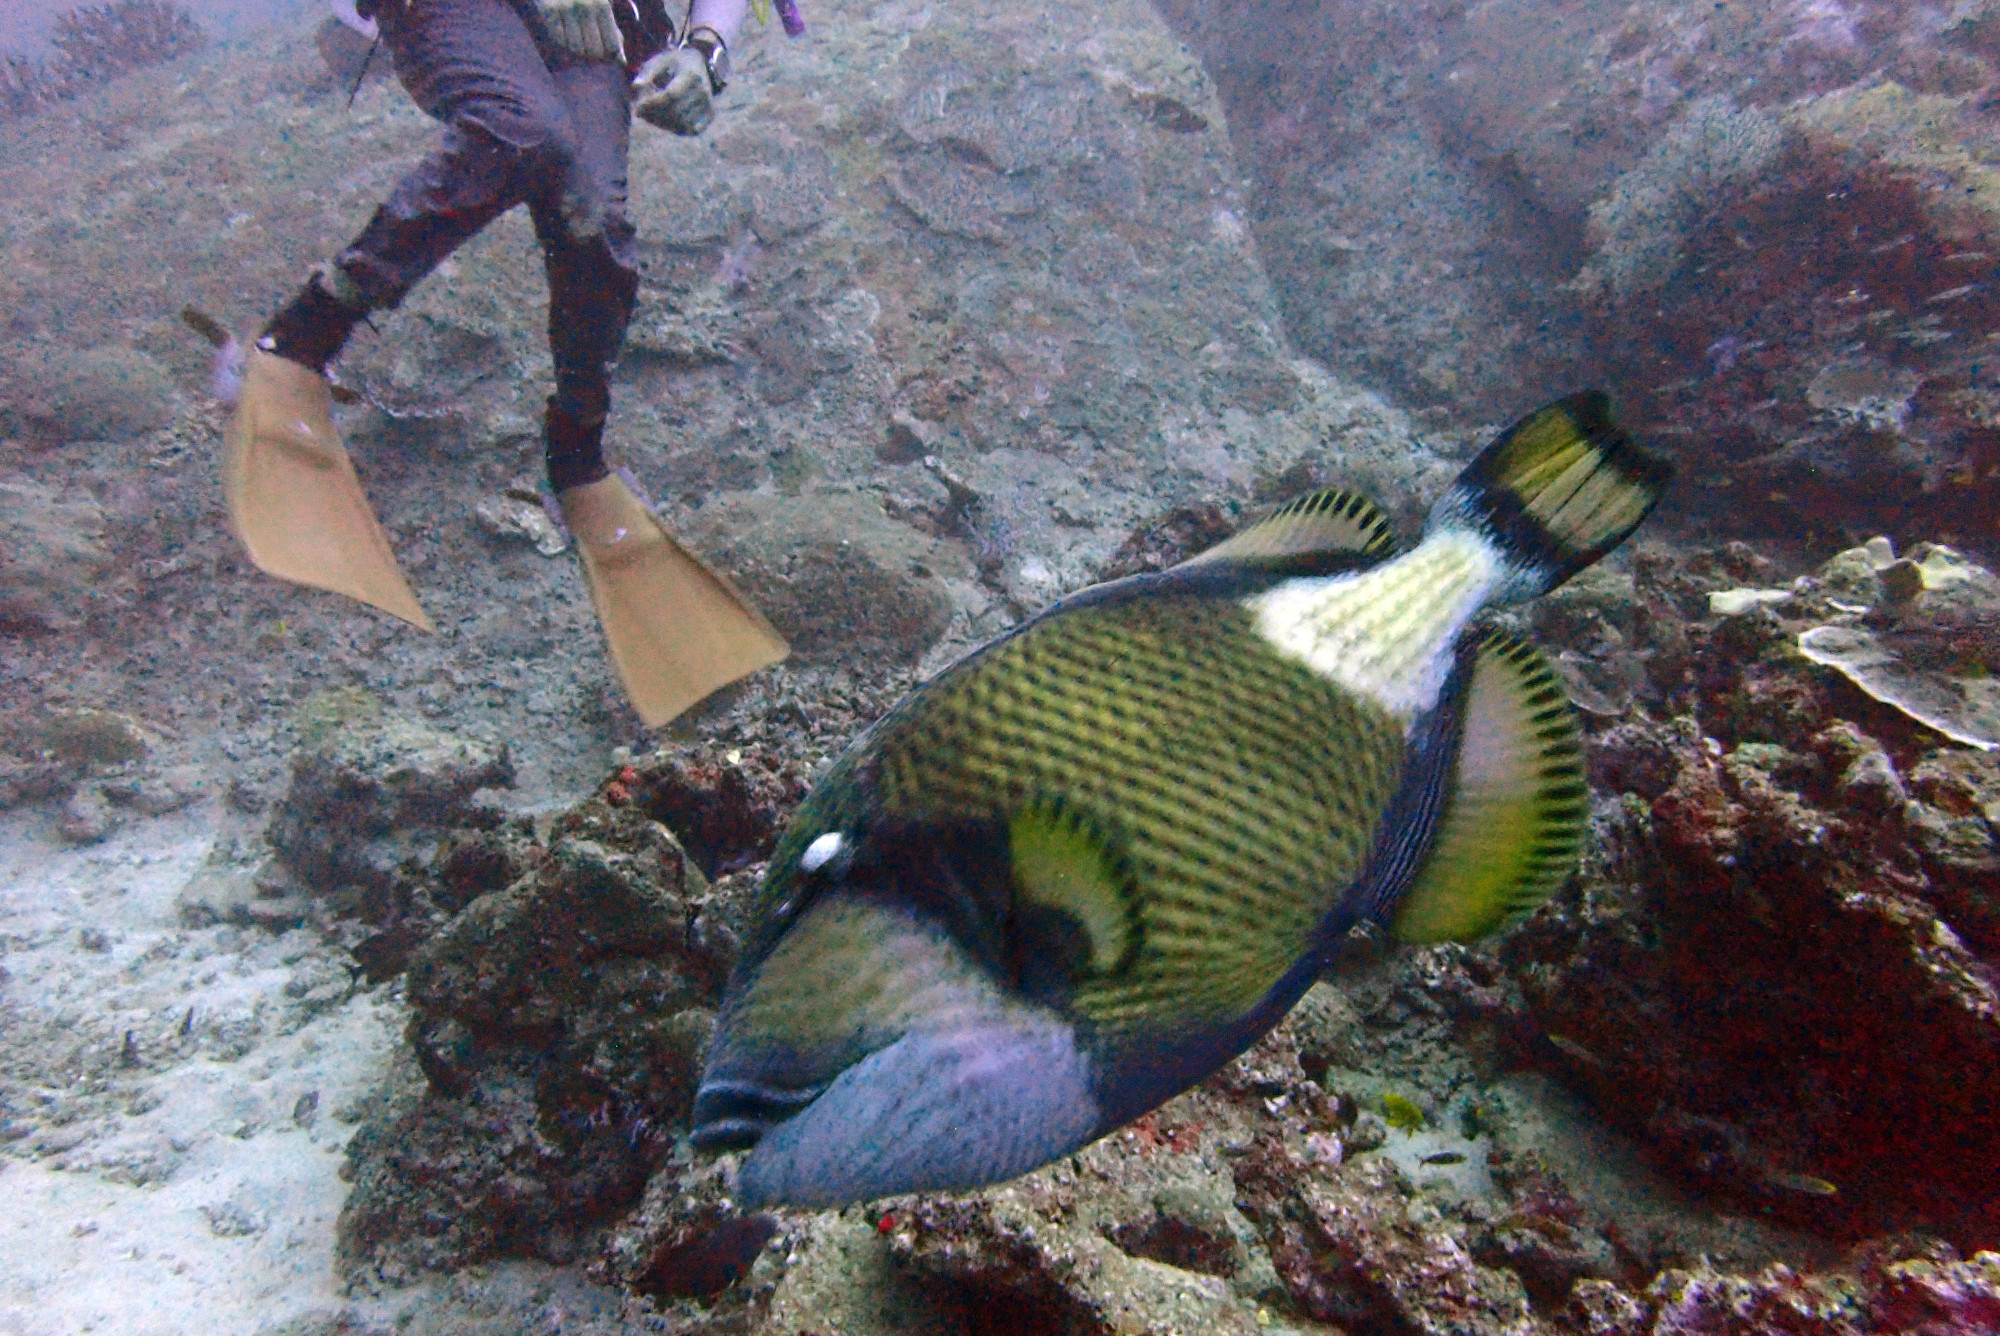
[1382,1091,1426,1134]
[1545,1032,1605,1068]
[1421,1151,1467,1166]
[1765,1171,1840,1198]
[692,393,1671,1208]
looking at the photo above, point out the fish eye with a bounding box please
[798,830,846,873]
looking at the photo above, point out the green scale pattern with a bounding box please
[860,594,1407,1028]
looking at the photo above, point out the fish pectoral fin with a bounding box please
[1391,630,1586,943]
[1178,487,1398,575]
[1007,799,1142,989]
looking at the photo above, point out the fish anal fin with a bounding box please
[1391,630,1586,943]
[1179,488,1397,574]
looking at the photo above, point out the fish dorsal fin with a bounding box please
[1391,630,1586,943]
[1179,488,1397,573]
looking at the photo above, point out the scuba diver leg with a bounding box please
[225,0,572,629]
[538,58,785,723]
[259,265,371,374]
[540,244,787,724]
[226,262,430,629]
[544,390,611,493]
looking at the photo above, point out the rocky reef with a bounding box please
[1493,535,2000,1250]
[7,0,2000,1330]
[207,530,1997,1336]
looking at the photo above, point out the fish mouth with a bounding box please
[688,1078,824,1152]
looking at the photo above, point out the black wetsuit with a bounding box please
[264,0,665,490]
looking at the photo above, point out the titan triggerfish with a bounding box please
[692,391,1672,1208]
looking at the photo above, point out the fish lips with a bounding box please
[691,1014,1100,1210]
[688,1078,825,1152]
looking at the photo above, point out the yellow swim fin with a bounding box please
[223,349,434,631]
[558,473,788,726]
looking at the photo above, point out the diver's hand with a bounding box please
[537,0,626,63]
[632,47,713,136]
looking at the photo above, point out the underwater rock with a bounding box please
[1098,502,1235,580]
[339,804,725,1279]
[1582,80,2000,555]
[596,1157,774,1300]
[1239,1153,1538,1336]
[1571,96,1785,305]
[1155,0,2000,552]
[0,757,71,812]
[605,745,811,878]
[1797,624,2000,751]
[178,836,300,930]
[263,709,513,915]
[686,491,968,662]
[473,492,567,557]
[46,1,206,92]
[406,830,714,1042]
[889,1188,1262,1336]
[1872,1249,2000,1332]
[1469,1195,1619,1311]
[337,1055,656,1279]
[0,478,114,635]
[1643,1261,1870,1335]
[38,706,154,765]
[97,763,212,817]
[57,783,117,845]
[1706,588,1792,618]
[0,343,177,445]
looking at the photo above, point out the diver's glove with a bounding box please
[632,45,714,135]
[537,0,626,63]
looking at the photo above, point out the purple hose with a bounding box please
[774,0,804,37]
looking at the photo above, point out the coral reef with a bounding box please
[1149,0,2000,560]
[0,1,204,121]
[1491,537,2000,1246]
[48,0,204,91]
[12,0,2000,1329]
[338,806,727,1280]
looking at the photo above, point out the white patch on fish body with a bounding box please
[1244,530,1502,725]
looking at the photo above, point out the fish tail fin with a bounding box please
[1426,391,1671,602]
